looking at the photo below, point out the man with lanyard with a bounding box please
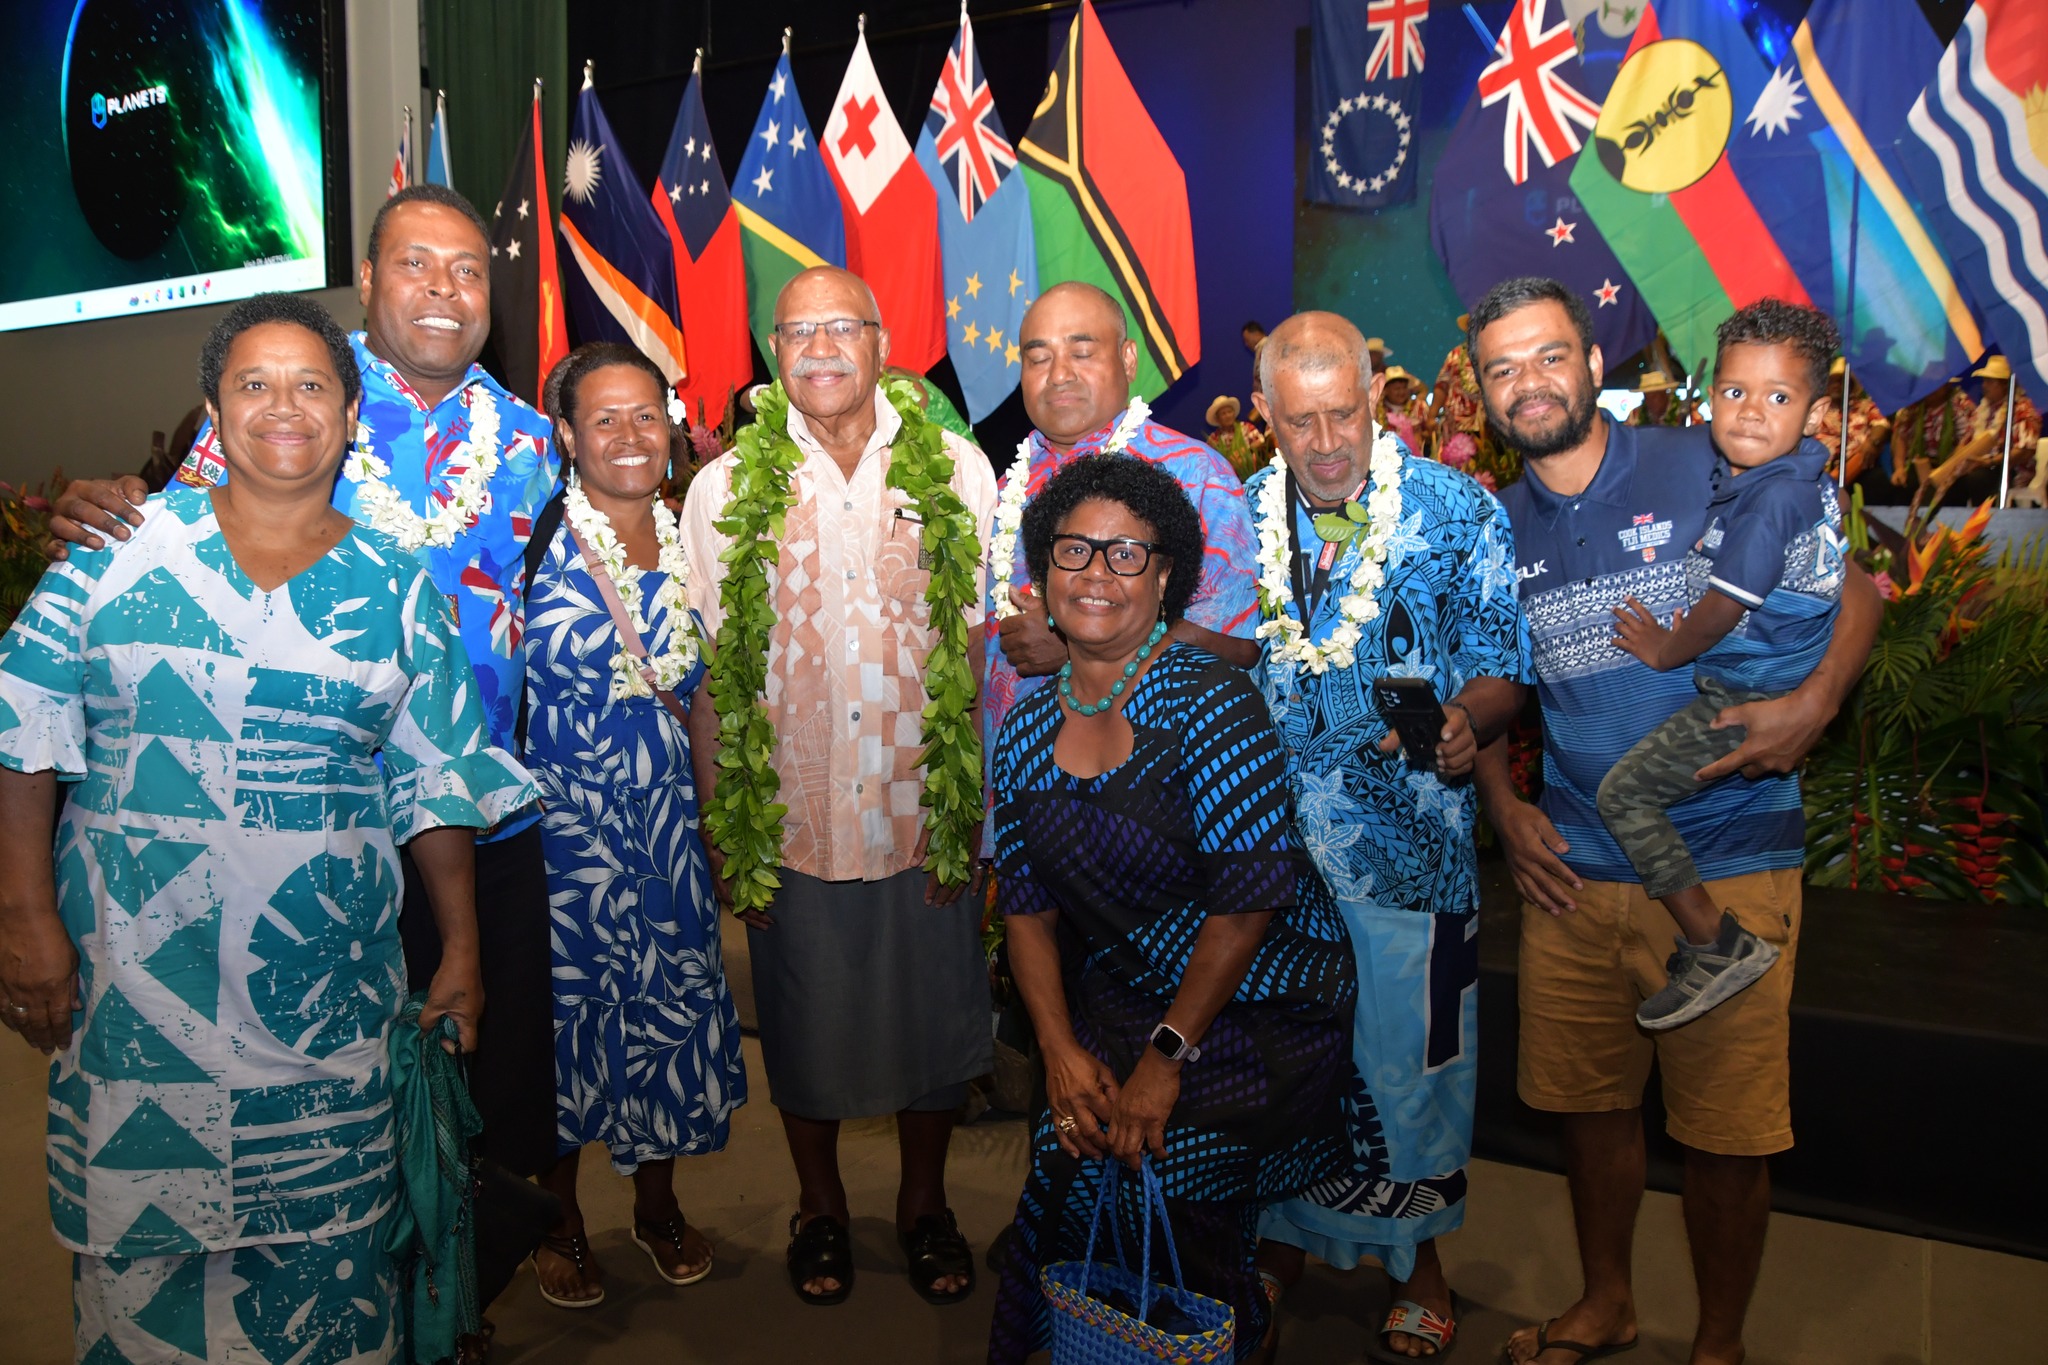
[1464,277,1880,1365]
[46,185,561,1239]
[1244,312,1531,1362]
[985,281,1261,784]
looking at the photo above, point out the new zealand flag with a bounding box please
[1310,0,1428,208]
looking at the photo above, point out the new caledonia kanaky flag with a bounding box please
[734,45,847,365]
[1568,0,1811,376]
[560,65,688,384]
[915,7,1037,423]
[654,54,750,426]
[488,83,569,407]
[1018,0,1198,402]
[1431,0,1655,363]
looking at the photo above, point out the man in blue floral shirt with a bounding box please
[1246,312,1531,1362]
[48,187,562,1207]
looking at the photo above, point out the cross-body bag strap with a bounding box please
[565,522,691,728]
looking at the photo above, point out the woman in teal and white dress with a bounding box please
[0,293,533,1365]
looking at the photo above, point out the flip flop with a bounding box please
[631,1212,714,1286]
[1510,1318,1641,1362]
[530,1232,605,1310]
[1365,1292,1460,1362]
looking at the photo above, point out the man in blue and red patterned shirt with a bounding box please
[48,188,562,1257]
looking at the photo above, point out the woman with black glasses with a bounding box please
[984,455,1357,1364]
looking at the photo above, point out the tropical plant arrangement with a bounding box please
[0,472,66,634]
[1802,489,2048,904]
[1205,395,1276,484]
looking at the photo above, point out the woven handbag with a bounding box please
[1041,1158,1236,1365]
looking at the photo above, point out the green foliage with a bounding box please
[0,473,66,634]
[701,382,984,914]
[1803,523,2048,904]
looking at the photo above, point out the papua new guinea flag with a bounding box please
[1430,0,1655,363]
[1017,0,1198,402]
[654,57,751,427]
[487,86,569,407]
[560,69,689,383]
[1569,0,1811,377]
[733,52,847,366]
[1735,0,1983,410]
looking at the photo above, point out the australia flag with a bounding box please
[1310,0,1428,208]
[1429,0,1655,362]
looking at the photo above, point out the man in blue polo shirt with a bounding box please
[1465,279,1880,1365]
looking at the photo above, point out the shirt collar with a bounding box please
[351,331,503,414]
[1710,436,1831,497]
[1031,403,1139,463]
[1517,416,1640,521]
[786,385,899,470]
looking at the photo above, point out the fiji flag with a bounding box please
[1310,0,1427,208]
[1736,0,1983,411]
[560,66,688,383]
[424,89,452,187]
[1430,0,1655,363]
[915,10,1036,423]
[1897,0,2048,401]
[734,49,847,365]
[654,56,751,427]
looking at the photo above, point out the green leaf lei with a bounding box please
[703,377,984,915]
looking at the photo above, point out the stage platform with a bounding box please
[1473,861,2048,1261]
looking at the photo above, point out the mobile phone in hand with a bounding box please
[1374,677,1446,770]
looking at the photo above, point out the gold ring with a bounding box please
[1054,1113,1079,1135]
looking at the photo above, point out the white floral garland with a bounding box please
[342,389,502,552]
[1253,429,1403,674]
[989,397,1151,619]
[563,477,700,700]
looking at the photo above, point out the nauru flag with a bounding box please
[1569,0,1810,376]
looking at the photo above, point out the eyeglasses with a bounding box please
[1049,534,1164,576]
[772,317,881,344]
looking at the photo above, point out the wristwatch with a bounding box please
[1149,1022,1202,1063]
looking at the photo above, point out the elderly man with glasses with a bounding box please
[679,266,998,1308]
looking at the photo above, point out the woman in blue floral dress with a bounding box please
[522,344,745,1308]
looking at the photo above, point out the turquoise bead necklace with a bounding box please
[1058,620,1169,717]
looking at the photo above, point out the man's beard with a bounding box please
[1489,381,1599,459]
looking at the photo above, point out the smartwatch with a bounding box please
[1149,1022,1201,1063]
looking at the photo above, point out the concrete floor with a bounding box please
[2,1009,2042,1362]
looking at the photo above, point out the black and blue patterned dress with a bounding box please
[985,643,1356,1364]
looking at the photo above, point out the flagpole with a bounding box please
[1999,384,2016,508]
[401,104,412,184]
[1840,169,1860,487]
[783,27,792,56]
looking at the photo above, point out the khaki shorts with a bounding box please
[1516,867,1801,1156]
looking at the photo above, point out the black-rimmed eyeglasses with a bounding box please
[1049,534,1164,576]
[772,318,881,343]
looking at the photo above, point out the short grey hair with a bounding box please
[1258,313,1373,397]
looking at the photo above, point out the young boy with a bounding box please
[1599,299,1846,1030]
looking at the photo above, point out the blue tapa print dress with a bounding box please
[523,522,746,1171]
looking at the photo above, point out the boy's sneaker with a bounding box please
[1636,911,1781,1031]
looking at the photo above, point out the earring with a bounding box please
[1045,613,1056,631]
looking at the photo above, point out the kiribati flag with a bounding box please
[1430,0,1655,363]
[1569,0,1811,377]
[733,52,847,365]
[1737,0,1984,411]
[654,58,750,427]
[560,68,688,384]
[1309,0,1427,209]
[1017,0,1198,402]
[1897,0,2048,400]
[916,9,1037,422]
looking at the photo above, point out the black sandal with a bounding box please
[530,1232,604,1310]
[786,1212,853,1306]
[899,1208,975,1305]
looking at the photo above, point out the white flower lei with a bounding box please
[1253,429,1403,674]
[563,477,700,700]
[343,389,502,552]
[989,397,1151,618]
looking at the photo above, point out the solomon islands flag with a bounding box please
[733,52,846,366]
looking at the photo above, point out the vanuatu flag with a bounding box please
[1017,0,1198,401]
[1569,0,1810,376]
[733,50,846,365]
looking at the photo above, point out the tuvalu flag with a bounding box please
[915,7,1036,423]
[733,45,847,365]
[1569,0,1812,376]
[487,84,568,408]
[824,20,945,374]
[1735,0,1982,411]
[560,65,689,384]
[1017,0,1198,402]
[1430,0,1655,363]
[654,54,750,428]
